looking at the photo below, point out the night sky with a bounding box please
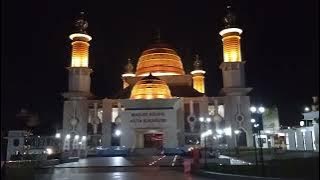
[1,0,318,132]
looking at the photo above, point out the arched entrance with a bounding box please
[144,133,163,148]
[238,129,247,147]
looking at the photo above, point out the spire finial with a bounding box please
[124,58,134,74]
[155,28,161,42]
[223,1,237,28]
[193,54,203,70]
[74,11,88,34]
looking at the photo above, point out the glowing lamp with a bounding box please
[46,148,53,155]
[258,106,265,113]
[199,117,204,122]
[304,107,310,112]
[65,134,71,140]
[216,129,224,135]
[74,135,79,140]
[250,106,257,113]
[55,133,61,139]
[300,121,305,127]
[224,127,232,136]
[115,129,121,137]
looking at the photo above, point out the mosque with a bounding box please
[60,7,254,156]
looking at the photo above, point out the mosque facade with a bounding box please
[61,8,254,156]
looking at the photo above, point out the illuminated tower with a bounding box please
[219,5,253,148]
[191,55,206,93]
[122,58,135,89]
[62,12,92,157]
[64,12,93,98]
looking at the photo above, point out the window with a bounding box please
[13,139,20,147]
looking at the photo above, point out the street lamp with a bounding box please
[251,119,258,171]
[201,129,213,169]
[250,105,265,176]
[199,117,204,122]
[300,121,305,127]
[74,135,79,140]
[216,129,224,135]
[250,106,257,113]
[251,119,256,123]
[223,127,232,136]
[258,107,265,113]
[55,133,61,139]
[304,106,310,112]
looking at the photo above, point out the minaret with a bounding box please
[219,5,251,94]
[219,4,253,148]
[191,55,206,93]
[61,12,92,157]
[121,58,135,89]
[63,12,93,99]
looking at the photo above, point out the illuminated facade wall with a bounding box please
[219,28,242,62]
[69,34,92,67]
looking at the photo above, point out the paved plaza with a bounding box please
[35,168,211,180]
[34,156,212,180]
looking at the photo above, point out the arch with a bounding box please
[237,128,247,147]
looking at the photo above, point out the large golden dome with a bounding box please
[136,41,185,76]
[130,74,172,99]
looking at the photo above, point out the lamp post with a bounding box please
[250,119,259,174]
[201,129,212,169]
[250,105,265,176]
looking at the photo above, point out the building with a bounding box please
[60,7,254,156]
[277,97,319,151]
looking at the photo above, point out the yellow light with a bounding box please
[221,35,242,62]
[136,47,185,76]
[130,77,172,100]
[192,75,205,93]
[138,72,180,77]
[69,33,92,68]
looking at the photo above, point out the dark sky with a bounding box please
[1,0,319,132]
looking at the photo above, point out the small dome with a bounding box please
[130,74,172,99]
[136,41,185,76]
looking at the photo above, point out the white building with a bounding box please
[268,97,319,151]
[60,8,255,157]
